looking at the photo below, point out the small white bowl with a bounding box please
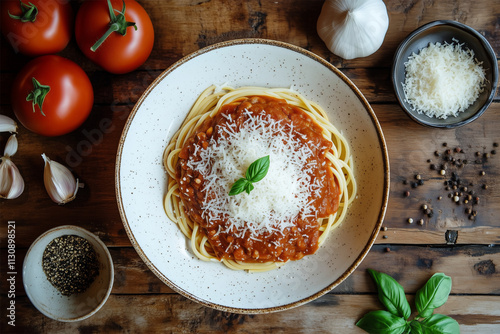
[23,225,114,322]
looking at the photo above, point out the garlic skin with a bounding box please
[0,115,18,133]
[317,0,389,60]
[42,153,80,205]
[0,135,24,199]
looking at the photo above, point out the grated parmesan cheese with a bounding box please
[187,110,323,239]
[402,40,486,119]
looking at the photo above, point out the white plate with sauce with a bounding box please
[116,39,389,313]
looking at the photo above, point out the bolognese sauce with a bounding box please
[176,96,340,263]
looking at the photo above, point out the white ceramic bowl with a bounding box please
[116,39,389,313]
[23,225,114,322]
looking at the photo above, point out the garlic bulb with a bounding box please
[0,135,25,199]
[0,115,18,133]
[317,0,389,60]
[42,153,82,205]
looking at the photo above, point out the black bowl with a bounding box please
[392,20,498,128]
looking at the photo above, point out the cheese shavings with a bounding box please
[402,40,486,119]
[187,110,322,239]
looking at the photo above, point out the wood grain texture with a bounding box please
[0,0,499,332]
[2,245,498,297]
[2,295,499,334]
[2,103,498,247]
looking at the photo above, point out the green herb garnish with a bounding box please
[228,155,270,196]
[356,269,459,334]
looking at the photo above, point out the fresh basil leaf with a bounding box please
[409,320,424,334]
[228,178,249,196]
[368,269,412,320]
[356,310,408,334]
[245,182,254,194]
[246,155,270,183]
[420,314,460,334]
[415,273,452,318]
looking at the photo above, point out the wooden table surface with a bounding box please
[1,0,499,333]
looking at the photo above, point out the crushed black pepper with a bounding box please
[42,235,100,296]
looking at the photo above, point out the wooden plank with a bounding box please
[3,63,500,108]
[2,294,499,334]
[2,104,499,247]
[376,226,500,245]
[1,0,497,72]
[375,103,500,237]
[344,0,500,68]
[2,245,498,297]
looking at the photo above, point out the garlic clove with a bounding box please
[42,153,80,205]
[4,134,19,157]
[0,156,25,199]
[0,115,18,133]
[317,0,389,60]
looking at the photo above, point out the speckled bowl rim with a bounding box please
[22,225,114,322]
[392,20,499,128]
[115,38,390,314]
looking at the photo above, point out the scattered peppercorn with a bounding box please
[405,141,497,223]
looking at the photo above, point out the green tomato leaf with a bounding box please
[245,155,270,183]
[415,273,452,318]
[420,314,460,334]
[368,269,412,319]
[356,310,408,334]
[228,178,249,196]
[26,77,50,116]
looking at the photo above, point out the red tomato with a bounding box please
[11,55,94,137]
[0,0,73,56]
[75,0,154,74]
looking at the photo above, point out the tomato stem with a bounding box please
[8,0,38,23]
[90,0,137,52]
[26,77,50,116]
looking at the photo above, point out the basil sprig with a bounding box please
[228,155,270,196]
[356,269,459,334]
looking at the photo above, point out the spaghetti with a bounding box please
[163,85,356,272]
